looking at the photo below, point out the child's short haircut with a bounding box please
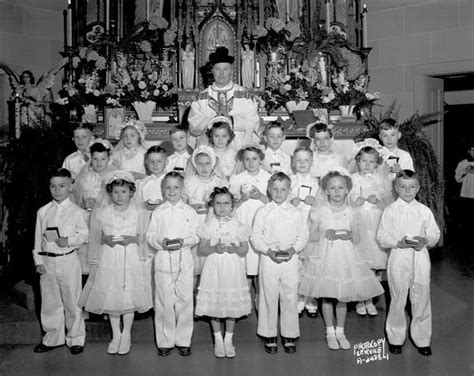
[106,179,136,194]
[90,142,110,155]
[268,171,291,187]
[51,168,72,180]
[73,123,94,133]
[355,146,382,165]
[146,145,167,157]
[264,121,285,134]
[379,118,399,131]
[394,169,419,183]
[293,146,313,157]
[320,171,353,191]
[169,126,188,136]
[309,122,333,138]
[206,121,235,145]
[237,145,265,161]
[209,186,234,207]
[161,171,185,188]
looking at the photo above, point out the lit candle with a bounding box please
[67,0,72,46]
[286,0,290,22]
[105,0,110,32]
[326,0,331,32]
[362,4,368,47]
[63,9,67,50]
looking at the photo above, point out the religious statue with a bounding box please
[241,44,254,89]
[181,43,195,90]
[318,54,328,86]
[188,47,260,150]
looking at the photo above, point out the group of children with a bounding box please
[32,117,440,359]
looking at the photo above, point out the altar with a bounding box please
[5,0,374,151]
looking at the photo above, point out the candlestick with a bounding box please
[105,0,110,32]
[326,0,331,33]
[63,9,67,50]
[146,0,150,20]
[67,0,72,46]
[14,94,21,139]
[362,4,368,47]
[286,0,290,22]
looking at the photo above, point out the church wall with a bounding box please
[366,0,474,120]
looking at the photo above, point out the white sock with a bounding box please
[335,326,345,335]
[214,331,223,344]
[224,332,233,344]
[326,326,335,335]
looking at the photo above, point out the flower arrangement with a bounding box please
[327,69,380,111]
[262,62,331,114]
[255,17,302,54]
[56,46,107,108]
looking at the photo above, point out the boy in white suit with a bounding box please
[377,170,440,356]
[251,172,309,354]
[147,172,199,357]
[33,168,88,354]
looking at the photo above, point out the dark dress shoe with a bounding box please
[70,346,84,355]
[264,337,278,354]
[281,337,297,354]
[388,344,402,354]
[157,347,173,356]
[417,346,432,356]
[33,344,57,353]
[176,346,192,357]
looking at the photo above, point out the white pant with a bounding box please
[257,255,299,338]
[386,255,432,347]
[40,253,85,347]
[154,250,194,347]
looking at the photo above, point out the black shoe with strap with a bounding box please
[176,346,192,357]
[388,343,402,354]
[264,337,278,354]
[281,337,297,354]
[158,347,173,356]
[417,346,432,356]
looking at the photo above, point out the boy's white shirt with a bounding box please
[250,200,309,254]
[62,151,87,180]
[146,200,199,251]
[33,198,89,266]
[262,148,292,175]
[136,173,165,202]
[166,151,191,173]
[383,147,414,173]
[376,198,440,285]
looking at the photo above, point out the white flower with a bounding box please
[153,89,160,96]
[284,84,292,91]
[93,89,101,96]
[55,97,68,105]
[161,84,168,91]
[138,81,147,89]
[284,75,291,82]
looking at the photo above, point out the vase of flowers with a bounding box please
[132,100,155,121]
[328,69,380,116]
[262,62,331,115]
[56,46,107,112]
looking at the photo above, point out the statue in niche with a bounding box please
[241,44,254,89]
[181,43,195,90]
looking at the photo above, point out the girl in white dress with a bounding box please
[184,145,228,278]
[80,171,152,355]
[196,187,251,358]
[229,145,270,306]
[111,120,147,179]
[72,140,115,274]
[206,117,237,179]
[307,122,346,179]
[299,170,383,351]
[348,143,392,316]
